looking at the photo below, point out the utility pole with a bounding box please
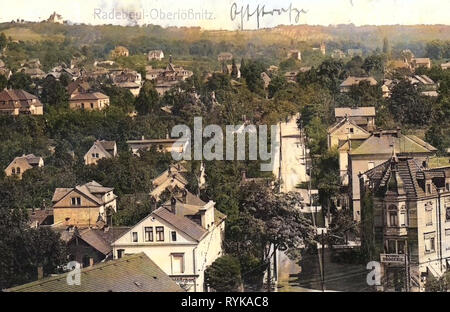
[405,243,410,292]
[322,230,326,292]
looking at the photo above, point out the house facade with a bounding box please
[334,107,376,132]
[52,181,117,227]
[150,164,188,200]
[4,154,44,179]
[348,130,437,222]
[84,140,117,165]
[0,89,43,115]
[148,50,165,61]
[69,92,110,111]
[112,191,226,292]
[360,156,450,291]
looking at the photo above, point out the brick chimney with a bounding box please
[37,266,44,280]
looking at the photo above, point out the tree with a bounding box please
[7,72,33,92]
[134,81,160,115]
[0,74,7,90]
[389,79,432,126]
[0,32,7,51]
[0,208,67,289]
[231,59,239,79]
[267,75,287,99]
[227,183,315,288]
[40,77,69,109]
[205,255,242,292]
[240,59,265,95]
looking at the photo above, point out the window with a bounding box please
[424,233,436,253]
[171,254,184,274]
[349,128,354,134]
[427,184,432,194]
[82,255,90,268]
[95,153,99,158]
[90,103,94,109]
[171,231,177,242]
[446,229,450,250]
[71,197,81,206]
[426,205,433,226]
[117,249,124,259]
[446,183,450,191]
[389,211,398,227]
[144,227,154,242]
[16,167,20,174]
[399,212,407,227]
[132,232,138,242]
[387,240,396,254]
[397,241,405,254]
[156,227,164,241]
[11,168,15,174]
[446,207,450,221]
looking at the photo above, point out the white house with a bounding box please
[112,190,226,292]
[84,140,117,165]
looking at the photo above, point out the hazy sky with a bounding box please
[0,0,449,30]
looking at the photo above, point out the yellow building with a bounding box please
[0,89,43,115]
[4,154,44,179]
[69,92,110,111]
[52,181,117,227]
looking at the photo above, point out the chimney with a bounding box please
[199,201,215,230]
[37,266,44,280]
[170,197,177,214]
[182,189,188,203]
[241,170,247,181]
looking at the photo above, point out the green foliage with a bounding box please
[205,255,242,292]
[0,208,67,289]
[240,59,266,96]
[389,79,433,126]
[40,77,69,109]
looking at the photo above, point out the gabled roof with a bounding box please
[340,76,377,87]
[350,131,437,156]
[327,117,370,135]
[70,92,109,101]
[75,227,131,256]
[335,107,376,118]
[6,253,183,292]
[52,181,114,205]
[86,141,115,159]
[153,206,208,242]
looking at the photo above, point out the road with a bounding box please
[277,114,309,193]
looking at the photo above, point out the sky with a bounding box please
[0,0,449,30]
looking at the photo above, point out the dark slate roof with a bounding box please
[363,157,437,199]
[76,227,131,256]
[153,206,207,241]
[6,253,184,292]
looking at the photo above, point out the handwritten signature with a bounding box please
[230,2,308,30]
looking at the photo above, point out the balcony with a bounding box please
[384,226,408,236]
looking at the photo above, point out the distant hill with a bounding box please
[1,22,450,48]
